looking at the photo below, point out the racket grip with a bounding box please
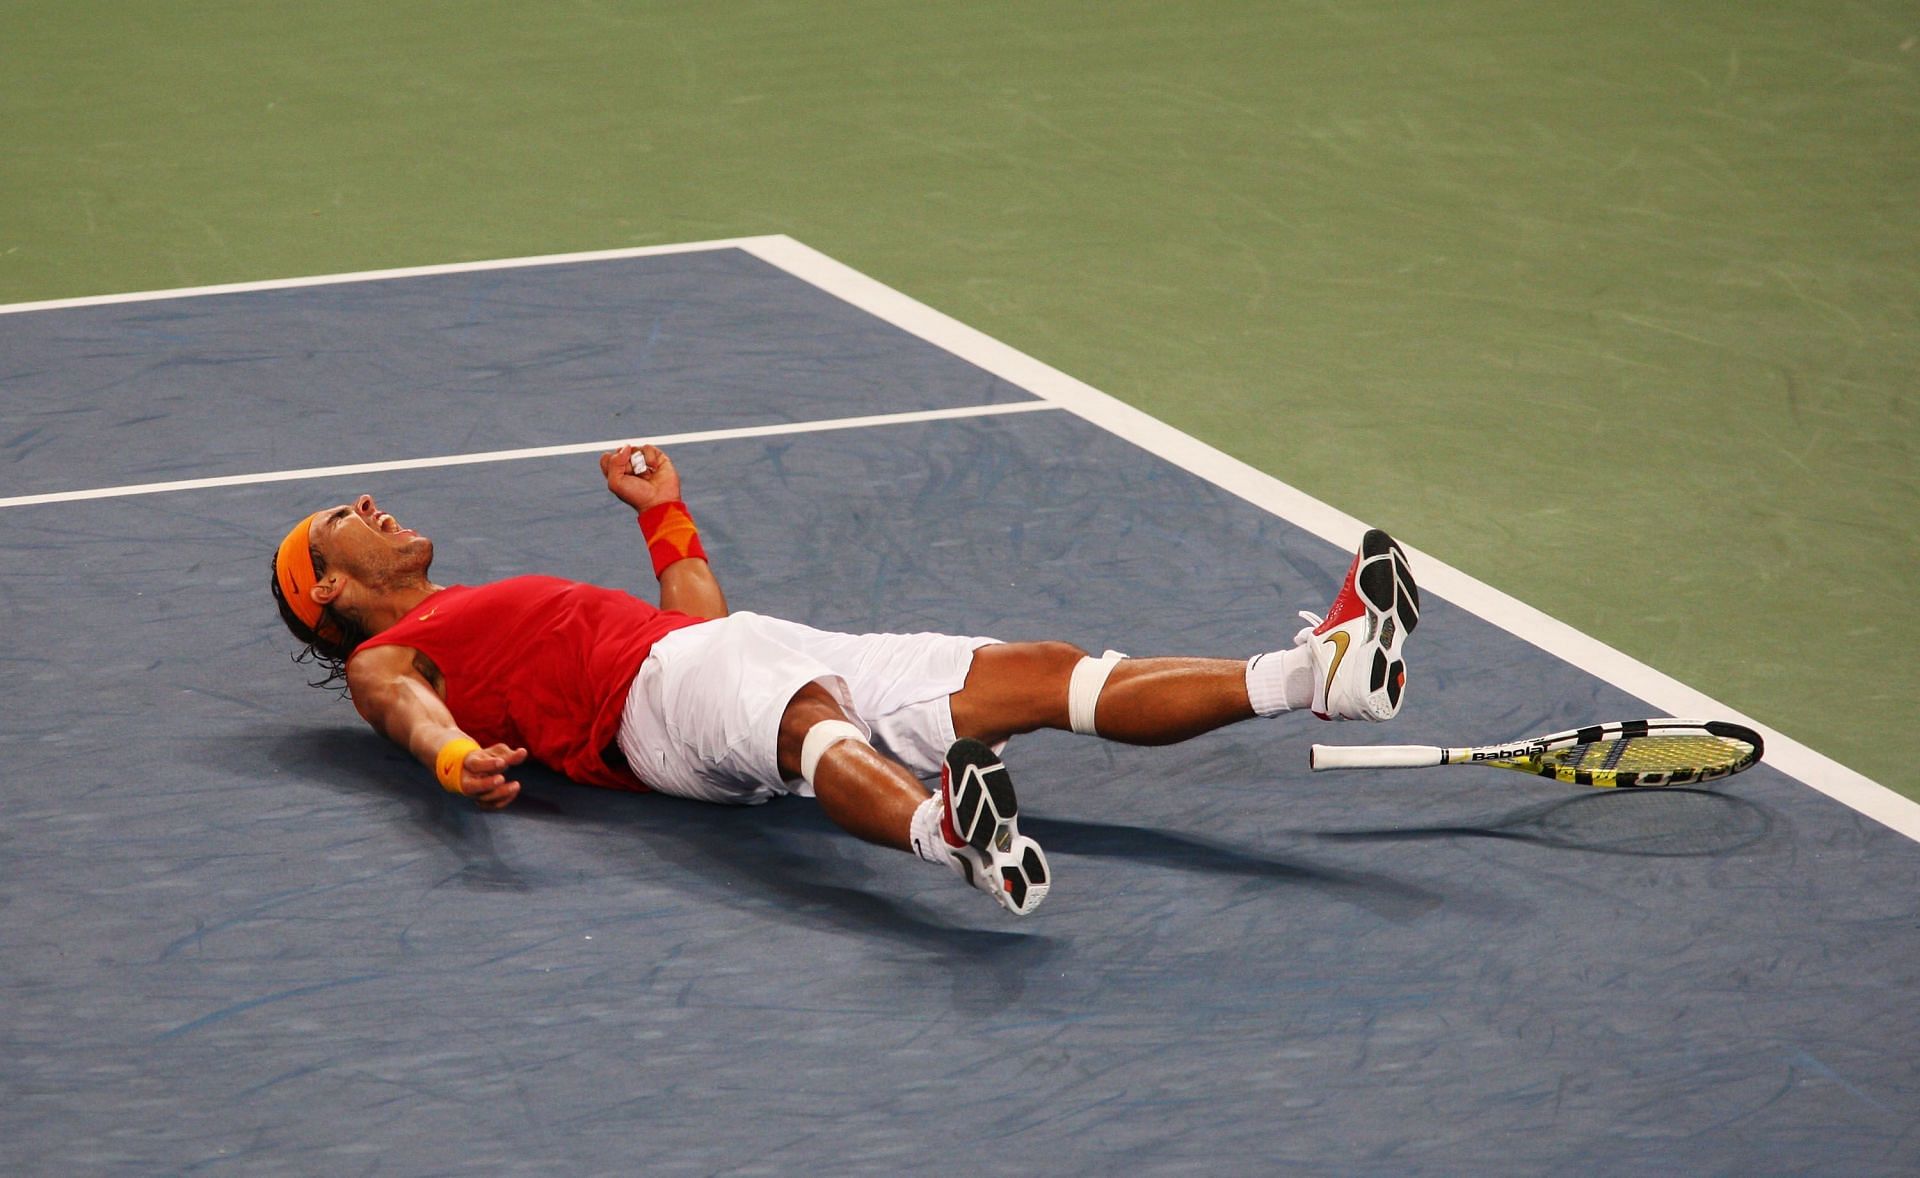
[1309,744,1447,771]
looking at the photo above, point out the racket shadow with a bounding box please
[1316,787,1777,858]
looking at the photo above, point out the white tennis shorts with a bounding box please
[615,611,1000,805]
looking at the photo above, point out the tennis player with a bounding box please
[270,444,1420,916]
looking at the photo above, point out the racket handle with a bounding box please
[1310,744,1447,771]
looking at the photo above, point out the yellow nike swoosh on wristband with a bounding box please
[1321,630,1350,699]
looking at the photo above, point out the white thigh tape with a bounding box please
[1067,650,1126,736]
[800,719,869,785]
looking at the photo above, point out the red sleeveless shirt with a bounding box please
[352,576,707,790]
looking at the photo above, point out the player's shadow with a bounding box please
[531,787,1060,1014]
[1315,787,1777,857]
[1020,816,1446,924]
[252,727,1057,1013]
[240,725,537,891]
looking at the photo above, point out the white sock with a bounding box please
[1246,645,1315,715]
[908,794,952,864]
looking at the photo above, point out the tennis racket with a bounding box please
[1310,718,1763,788]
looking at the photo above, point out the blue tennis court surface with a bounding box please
[3,247,1918,1173]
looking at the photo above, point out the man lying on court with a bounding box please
[270,444,1420,916]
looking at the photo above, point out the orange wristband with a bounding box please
[435,737,481,794]
[638,500,707,578]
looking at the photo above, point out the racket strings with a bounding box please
[1545,734,1752,774]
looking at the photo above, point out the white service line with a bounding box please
[0,401,1059,509]
[3,234,1912,841]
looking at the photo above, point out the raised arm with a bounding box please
[345,643,528,809]
[599,443,729,620]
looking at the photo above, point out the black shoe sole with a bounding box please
[943,739,1050,913]
[1357,528,1421,637]
[1357,529,1419,715]
[944,737,1020,853]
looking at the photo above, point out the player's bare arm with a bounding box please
[345,643,528,810]
[600,443,728,620]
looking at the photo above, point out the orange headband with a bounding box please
[274,514,340,642]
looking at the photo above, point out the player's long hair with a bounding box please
[268,550,370,693]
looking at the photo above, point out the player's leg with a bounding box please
[949,528,1422,745]
[775,681,925,851]
[777,682,1048,916]
[948,642,1265,746]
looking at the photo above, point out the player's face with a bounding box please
[309,494,433,584]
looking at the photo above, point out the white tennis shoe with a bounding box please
[1297,529,1420,721]
[938,739,1050,916]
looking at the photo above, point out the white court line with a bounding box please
[3,235,1914,842]
[0,402,1059,509]
[0,236,781,315]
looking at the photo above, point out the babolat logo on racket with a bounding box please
[1471,742,1547,762]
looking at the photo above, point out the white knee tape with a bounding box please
[799,719,869,786]
[1067,650,1126,736]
